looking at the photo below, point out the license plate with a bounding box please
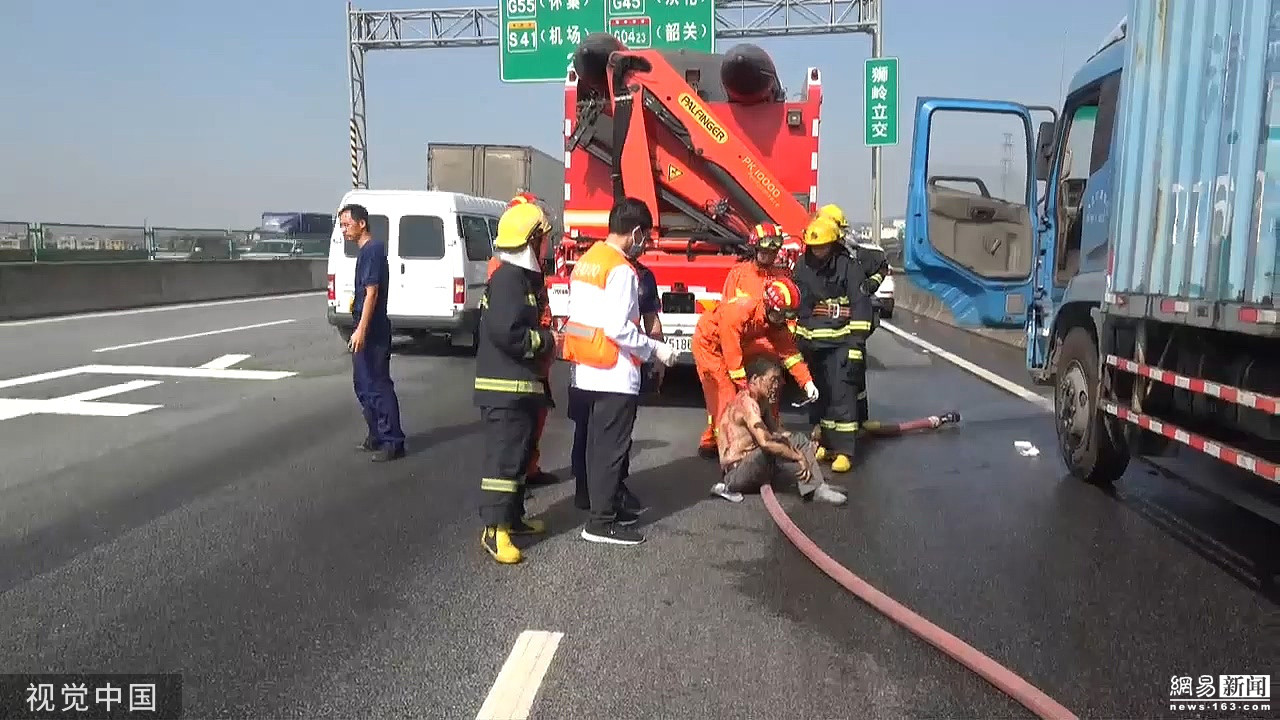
[668,336,692,353]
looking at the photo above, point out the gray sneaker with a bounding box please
[710,482,744,503]
[813,483,847,505]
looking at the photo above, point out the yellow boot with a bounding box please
[831,454,852,473]
[815,446,829,462]
[482,526,522,564]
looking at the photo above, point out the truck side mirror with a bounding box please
[1034,120,1056,182]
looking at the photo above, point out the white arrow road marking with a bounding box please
[0,367,85,391]
[92,319,296,353]
[476,630,564,720]
[0,380,164,420]
[200,354,252,370]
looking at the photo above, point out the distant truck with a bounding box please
[426,143,564,242]
[903,5,1279,489]
[259,212,334,237]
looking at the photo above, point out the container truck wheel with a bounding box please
[1054,327,1129,485]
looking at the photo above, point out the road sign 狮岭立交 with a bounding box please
[864,57,899,147]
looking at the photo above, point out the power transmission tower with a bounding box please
[347,0,882,193]
[1000,132,1013,200]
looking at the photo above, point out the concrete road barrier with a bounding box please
[892,272,1028,350]
[0,260,327,321]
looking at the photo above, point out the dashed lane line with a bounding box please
[93,320,295,353]
[476,630,564,720]
[879,321,1054,413]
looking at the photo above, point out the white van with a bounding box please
[326,189,506,347]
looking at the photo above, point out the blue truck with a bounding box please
[903,2,1278,488]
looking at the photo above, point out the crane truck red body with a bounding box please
[545,34,823,364]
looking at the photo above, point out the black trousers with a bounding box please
[807,345,862,457]
[849,342,869,423]
[568,386,634,509]
[478,402,539,527]
[578,389,639,523]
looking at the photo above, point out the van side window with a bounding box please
[398,216,446,259]
[343,214,389,257]
[459,215,493,262]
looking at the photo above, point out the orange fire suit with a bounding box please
[488,257,554,476]
[692,296,813,451]
[721,260,791,362]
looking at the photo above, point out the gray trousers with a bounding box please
[721,431,823,497]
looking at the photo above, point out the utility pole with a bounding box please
[1001,132,1013,199]
[869,0,882,245]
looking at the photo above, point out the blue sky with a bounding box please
[1,0,1123,229]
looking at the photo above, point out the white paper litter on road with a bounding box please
[1014,440,1040,457]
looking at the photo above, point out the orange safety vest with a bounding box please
[561,242,644,369]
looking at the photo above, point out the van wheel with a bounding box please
[1054,327,1130,485]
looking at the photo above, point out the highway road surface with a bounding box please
[0,293,1274,719]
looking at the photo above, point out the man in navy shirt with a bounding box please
[341,203,406,462]
[569,254,662,514]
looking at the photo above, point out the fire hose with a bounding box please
[760,410,1079,720]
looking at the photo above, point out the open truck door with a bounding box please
[904,97,1055,366]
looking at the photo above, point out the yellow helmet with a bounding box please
[804,216,841,246]
[817,204,849,230]
[494,202,550,249]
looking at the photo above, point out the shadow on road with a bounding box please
[520,455,722,548]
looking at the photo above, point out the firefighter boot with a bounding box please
[831,455,852,473]
[482,526,522,564]
[510,517,546,535]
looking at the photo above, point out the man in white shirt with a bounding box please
[561,198,678,546]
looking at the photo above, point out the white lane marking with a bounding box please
[58,379,163,402]
[82,364,296,381]
[92,320,295,353]
[200,353,252,369]
[0,291,324,328]
[0,367,85,391]
[476,630,564,720]
[880,321,1054,412]
[0,362,296,392]
[0,379,165,420]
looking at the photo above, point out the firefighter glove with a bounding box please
[652,340,678,367]
[803,381,820,403]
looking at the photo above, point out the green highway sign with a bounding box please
[499,0,715,83]
[863,57,899,147]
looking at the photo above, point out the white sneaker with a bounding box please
[710,482,744,503]
[813,484,847,505]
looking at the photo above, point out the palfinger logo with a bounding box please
[678,93,728,144]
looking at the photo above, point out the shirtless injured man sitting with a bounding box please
[711,355,847,505]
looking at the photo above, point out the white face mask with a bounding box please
[627,227,650,258]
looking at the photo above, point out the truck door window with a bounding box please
[923,109,1034,279]
[343,214,389,258]
[459,214,493,262]
[1054,104,1097,285]
[397,216,446,259]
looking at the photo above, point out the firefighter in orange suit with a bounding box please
[485,192,559,487]
[721,223,792,359]
[693,277,819,456]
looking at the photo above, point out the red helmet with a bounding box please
[751,223,784,251]
[508,192,540,209]
[763,277,801,314]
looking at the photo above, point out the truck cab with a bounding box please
[902,25,1125,386]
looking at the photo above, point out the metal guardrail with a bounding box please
[0,220,329,263]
